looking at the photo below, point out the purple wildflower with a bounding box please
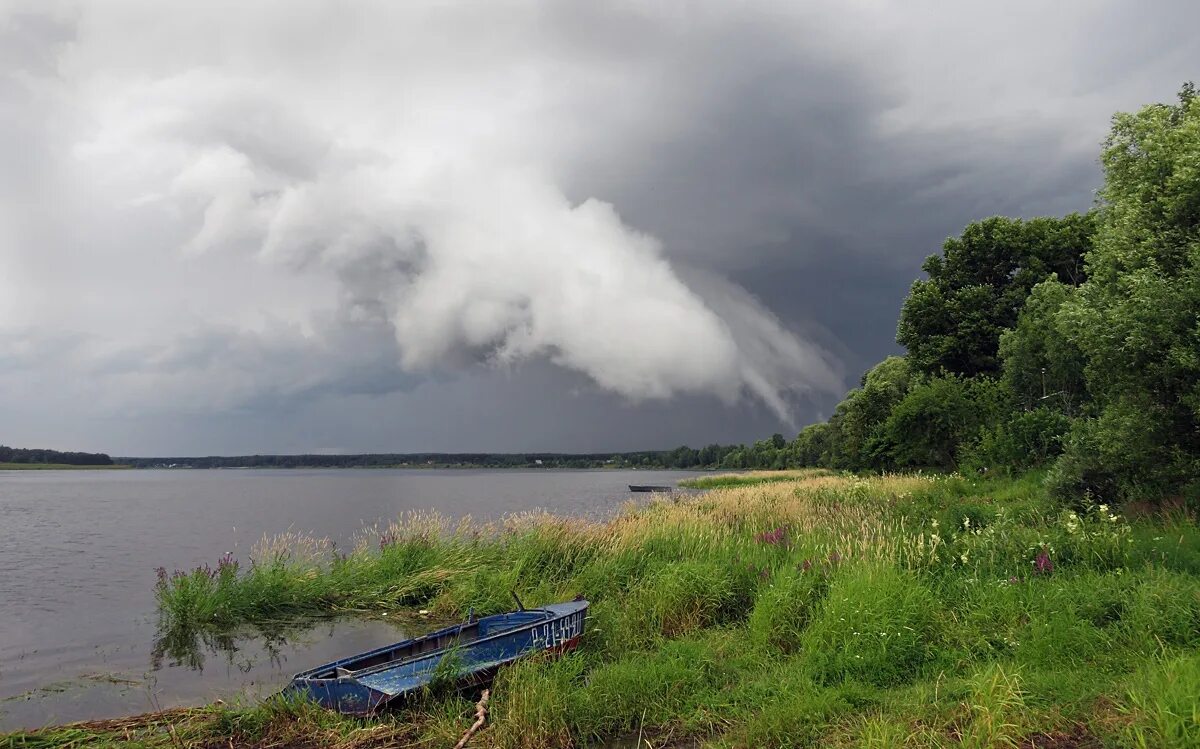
[1034,547,1054,575]
[755,526,789,546]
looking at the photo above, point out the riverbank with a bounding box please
[6,470,1199,747]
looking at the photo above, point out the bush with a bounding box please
[880,376,983,470]
[962,407,1073,474]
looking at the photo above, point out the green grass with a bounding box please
[678,468,835,489]
[7,471,1200,748]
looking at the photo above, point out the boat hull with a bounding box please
[285,600,588,715]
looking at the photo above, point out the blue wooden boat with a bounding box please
[284,598,588,715]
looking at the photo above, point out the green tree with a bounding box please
[1053,83,1200,500]
[825,356,914,470]
[790,422,834,466]
[998,279,1088,414]
[962,407,1072,474]
[897,213,1095,377]
[879,375,985,469]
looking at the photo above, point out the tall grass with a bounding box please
[14,470,1197,748]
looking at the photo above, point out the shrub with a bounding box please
[962,407,1073,474]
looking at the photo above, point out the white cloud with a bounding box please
[1,0,1195,451]
[0,0,844,427]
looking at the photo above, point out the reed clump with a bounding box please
[10,471,1198,748]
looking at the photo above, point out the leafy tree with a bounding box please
[0,445,113,465]
[790,422,833,466]
[826,357,914,470]
[879,376,986,469]
[1053,83,1200,499]
[998,279,1088,414]
[961,407,1072,474]
[897,213,1095,377]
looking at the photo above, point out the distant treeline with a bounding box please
[117,446,744,470]
[0,444,114,465]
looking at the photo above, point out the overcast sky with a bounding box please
[1,1,1197,456]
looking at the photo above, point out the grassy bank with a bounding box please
[8,470,1200,748]
[678,469,836,489]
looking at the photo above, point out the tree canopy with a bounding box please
[727,84,1199,505]
[897,213,1095,377]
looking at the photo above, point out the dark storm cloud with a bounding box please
[1,0,1198,454]
[548,0,1199,387]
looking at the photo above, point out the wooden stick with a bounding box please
[453,689,490,749]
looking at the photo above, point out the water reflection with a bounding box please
[2,616,418,731]
[150,612,436,674]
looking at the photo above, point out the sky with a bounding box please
[1,1,1197,456]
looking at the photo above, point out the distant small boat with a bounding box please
[629,485,673,493]
[285,598,587,715]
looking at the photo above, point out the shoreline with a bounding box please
[5,470,1198,747]
[0,462,130,470]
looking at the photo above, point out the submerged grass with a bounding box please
[8,471,1200,747]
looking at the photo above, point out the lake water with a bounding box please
[0,468,695,730]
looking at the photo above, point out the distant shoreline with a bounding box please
[0,462,131,470]
[0,461,708,471]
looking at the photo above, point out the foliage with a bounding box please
[119,447,745,470]
[1053,83,1200,500]
[960,407,1072,474]
[0,444,113,466]
[721,84,1200,506]
[825,356,914,470]
[897,213,1095,377]
[878,374,988,468]
[998,279,1089,414]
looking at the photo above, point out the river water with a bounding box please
[0,468,694,730]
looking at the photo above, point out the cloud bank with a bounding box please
[0,1,840,429]
[1,0,1196,453]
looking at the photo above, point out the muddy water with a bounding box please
[0,468,694,730]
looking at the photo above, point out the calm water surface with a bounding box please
[0,468,695,730]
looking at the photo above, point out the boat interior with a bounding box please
[308,609,551,679]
